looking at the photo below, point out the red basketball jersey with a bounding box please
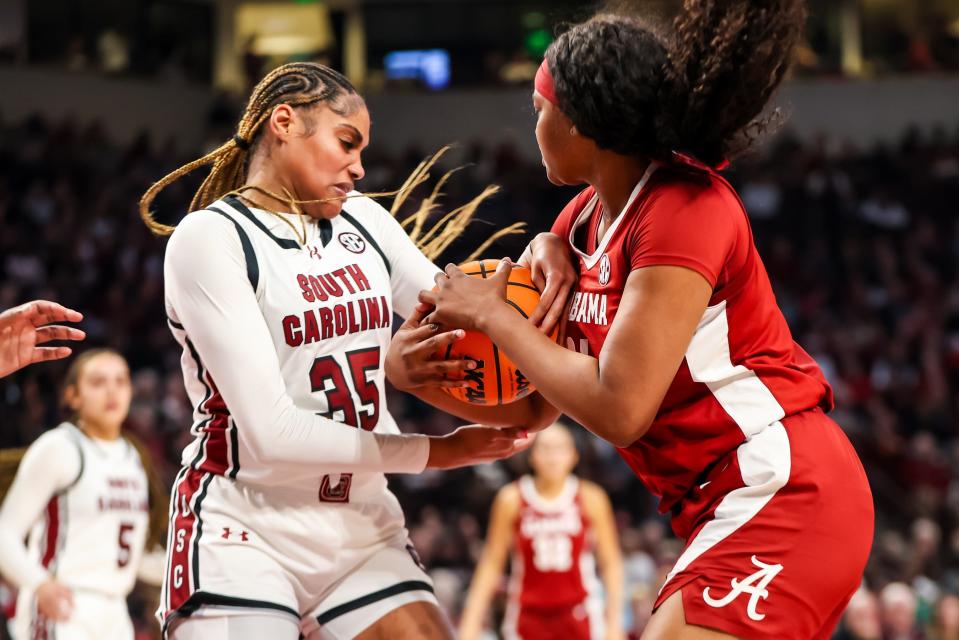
[509,476,597,609]
[551,161,834,539]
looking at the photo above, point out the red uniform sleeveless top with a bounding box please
[509,476,595,609]
[550,162,833,537]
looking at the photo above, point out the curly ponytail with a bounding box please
[546,0,806,166]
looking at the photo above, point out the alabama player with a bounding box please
[459,423,623,640]
[424,3,874,639]
[0,349,164,639]
[138,62,561,640]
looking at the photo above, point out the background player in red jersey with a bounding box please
[458,423,623,640]
[423,1,875,638]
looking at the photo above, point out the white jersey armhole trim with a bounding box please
[568,162,659,270]
[518,475,579,512]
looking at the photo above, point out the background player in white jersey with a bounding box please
[459,423,623,640]
[0,349,166,640]
[137,62,562,640]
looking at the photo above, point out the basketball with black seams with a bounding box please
[435,259,559,405]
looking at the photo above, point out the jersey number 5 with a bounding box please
[117,521,134,568]
[309,347,380,431]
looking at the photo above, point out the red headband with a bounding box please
[534,60,559,106]
[535,59,729,171]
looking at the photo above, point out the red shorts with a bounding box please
[654,409,874,639]
[503,598,599,640]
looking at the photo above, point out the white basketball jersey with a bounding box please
[24,423,149,598]
[165,194,437,491]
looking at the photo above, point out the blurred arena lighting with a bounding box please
[384,49,451,90]
[236,2,334,56]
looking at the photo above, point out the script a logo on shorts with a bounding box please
[702,555,783,622]
[338,232,366,254]
[598,254,611,286]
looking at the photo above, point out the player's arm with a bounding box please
[411,386,559,432]
[0,432,79,620]
[367,197,559,431]
[0,433,80,590]
[458,483,520,640]
[581,481,625,640]
[423,262,712,447]
[517,231,577,337]
[136,546,166,587]
[386,304,559,431]
[165,212,527,477]
[423,188,733,448]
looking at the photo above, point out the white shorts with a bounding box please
[13,589,132,640]
[158,468,437,639]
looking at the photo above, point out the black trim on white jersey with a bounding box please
[179,333,215,478]
[163,592,301,635]
[339,210,392,276]
[315,580,434,625]
[160,466,188,615]
[220,196,301,250]
[228,417,240,480]
[219,195,334,247]
[206,205,260,291]
[189,472,215,593]
[167,317,214,467]
[170,319,241,479]
[320,218,333,247]
[182,335,214,463]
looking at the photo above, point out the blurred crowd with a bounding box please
[0,107,958,640]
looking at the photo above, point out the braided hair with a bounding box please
[140,62,359,235]
[546,0,807,167]
[139,63,526,261]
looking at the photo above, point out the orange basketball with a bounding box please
[437,259,559,405]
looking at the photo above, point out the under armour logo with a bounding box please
[598,254,611,286]
[221,527,249,541]
[307,245,322,261]
[702,555,783,621]
[338,232,366,254]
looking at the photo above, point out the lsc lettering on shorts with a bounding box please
[702,555,783,621]
[173,564,184,589]
[175,529,186,552]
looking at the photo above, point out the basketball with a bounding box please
[437,259,559,405]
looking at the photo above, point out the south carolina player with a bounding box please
[423,2,875,639]
[138,62,560,640]
[459,423,623,640]
[0,349,164,639]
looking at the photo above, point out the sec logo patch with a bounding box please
[598,254,611,286]
[338,232,366,254]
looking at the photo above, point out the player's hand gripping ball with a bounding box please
[434,259,559,405]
